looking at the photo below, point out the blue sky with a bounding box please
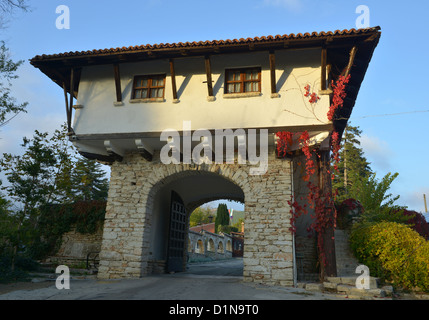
[0,0,428,214]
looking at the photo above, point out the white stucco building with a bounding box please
[31,27,381,286]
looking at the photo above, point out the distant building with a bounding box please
[189,222,216,234]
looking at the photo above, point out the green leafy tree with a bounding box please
[189,206,214,227]
[0,124,110,268]
[215,203,230,233]
[0,41,28,127]
[0,130,58,270]
[350,172,407,224]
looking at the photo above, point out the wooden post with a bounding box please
[63,82,70,127]
[169,59,178,100]
[318,149,337,279]
[204,56,214,98]
[269,51,276,95]
[321,47,327,90]
[113,63,122,102]
[68,68,74,134]
[424,194,428,213]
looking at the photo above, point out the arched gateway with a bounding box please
[30,27,380,286]
[97,151,295,286]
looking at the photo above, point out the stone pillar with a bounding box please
[243,150,294,286]
[97,157,149,279]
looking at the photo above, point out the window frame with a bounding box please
[224,67,262,94]
[131,74,166,101]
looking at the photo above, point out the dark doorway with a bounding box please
[166,191,187,272]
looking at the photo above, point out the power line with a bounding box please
[339,109,429,121]
[0,111,21,128]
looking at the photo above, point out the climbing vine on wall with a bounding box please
[276,75,351,275]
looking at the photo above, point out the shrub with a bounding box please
[402,209,429,240]
[218,225,238,234]
[350,221,429,292]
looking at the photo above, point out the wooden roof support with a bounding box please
[343,46,358,78]
[204,55,214,99]
[113,63,122,103]
[269,51,277,95]
[321,46,327,91]
[169,59,178,101]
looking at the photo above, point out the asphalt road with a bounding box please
[0,258,342,300]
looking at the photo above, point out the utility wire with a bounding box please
[337,109,429,121]
[0,111,21,128]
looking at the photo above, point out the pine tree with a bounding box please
[215,203,230,233]
[333,124,372,202]
[71,157,109,201]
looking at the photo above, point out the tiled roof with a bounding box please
[31,27,381,61]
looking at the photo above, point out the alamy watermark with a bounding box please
[55,265,70,290]
[56,5,70,30]
[356,5,370,29]
[355,264,370,289]
[160,121,268,175]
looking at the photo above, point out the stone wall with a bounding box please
[188,230,232,261]
[97,148,294,286]
[46,227,103,267]
[335,229,360,276]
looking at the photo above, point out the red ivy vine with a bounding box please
[304,84,321,104]
[276,75,350,274]
[327,74,351,121]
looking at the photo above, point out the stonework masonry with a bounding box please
[97,148,294,286]
[45,227,103,267]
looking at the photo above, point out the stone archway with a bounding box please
[98,149,295,286]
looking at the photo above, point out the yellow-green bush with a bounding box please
[350,221,429,292]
